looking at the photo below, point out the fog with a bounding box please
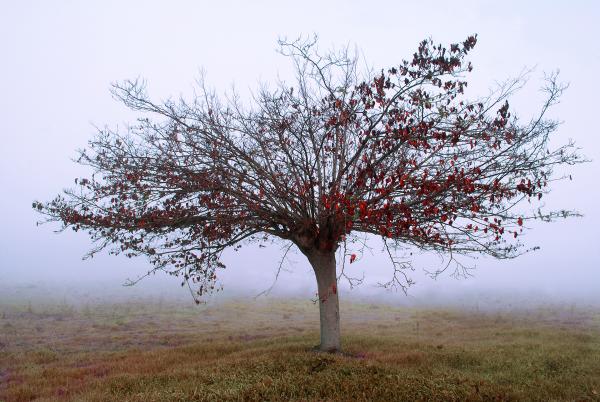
[1,1,599,308]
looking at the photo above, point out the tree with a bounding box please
[34,35,582,352]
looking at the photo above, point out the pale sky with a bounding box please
[1,1,598,306]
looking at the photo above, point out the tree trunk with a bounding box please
[306,250,341,352]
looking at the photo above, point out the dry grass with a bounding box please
[1,298,599,401]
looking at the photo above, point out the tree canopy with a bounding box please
[35,35,581,300]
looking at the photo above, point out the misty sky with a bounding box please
[1,1,598,305]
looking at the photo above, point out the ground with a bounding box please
[1,297,599,401]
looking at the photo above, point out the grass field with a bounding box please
[1,297,599,401]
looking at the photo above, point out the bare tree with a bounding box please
[34,35,582,352]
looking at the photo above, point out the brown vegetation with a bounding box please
[1,299,599,401]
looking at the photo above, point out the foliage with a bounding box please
[34,35,582,298]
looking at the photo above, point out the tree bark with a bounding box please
[306,250,341,352]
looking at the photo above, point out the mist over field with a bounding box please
[2,240,599,311]
[1,2,599,311]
